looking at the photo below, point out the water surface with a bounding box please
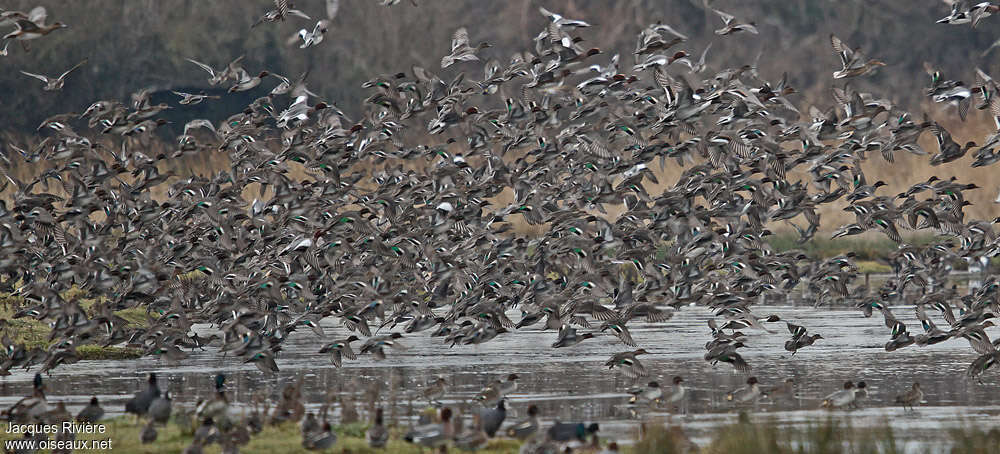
[2,305,998,451]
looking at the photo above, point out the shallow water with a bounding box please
[2,305,999,451]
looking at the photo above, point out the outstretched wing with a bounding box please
[27,6,46,24]
[274,0,288,16]
[59,58,88,80]
[186,58,217,77]
[451,27,470,52]
[20,70,49,83]
[930,122,952,147]
[830,34,854,67]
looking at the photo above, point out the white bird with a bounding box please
[183,119,217,137]
[186,56,246,86]
[441,27,490,68]
[289,20,329,48]
[171,91,220,106]
[539,7,592,29]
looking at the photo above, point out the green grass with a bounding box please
[0,418,522,454]
[75,345,144,360]
[764,233,939,261]
[855,261,892,274]
[3,416,996,454]
[0,289,146,361]
[766,232,999,273]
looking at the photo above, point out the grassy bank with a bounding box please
[0,418,521,454]
[765,232,1000,274]
[0,289,145,361]
[1,416,998,453]
[764,233,932,262]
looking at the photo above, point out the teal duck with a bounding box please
[628,381,662,406]
[710,6,758,35]
[421,376,447,405]
[726,376,762,405]
[830,34,885,79]
[186,55,245,86]
[196,374,230,422]
[359,332,407,360]
[2,373,47,423]
[821,381,857,409]
[605,349,649,379]
[404,407,454,449]
[244,349,280,373]
[318,335,360,367]
[172,91,220,105]
[441,27,491,68]
[506,404,540,440]
[2,6,66,46]
[302,422,337,451]
[20,58,87,91]
[228,71,269,93]
[664,376,688,413]
[253,0,310,28]
[784,322,823,354]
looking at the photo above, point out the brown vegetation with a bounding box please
[4,1,999,232]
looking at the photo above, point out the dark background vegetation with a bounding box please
[3,0,1000,226]
[1,0,996,134]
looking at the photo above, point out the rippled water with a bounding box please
[2,305,998,451]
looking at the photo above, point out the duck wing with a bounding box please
[451,27,470,52]
[186,58,217,78]
[963,328,997,355]
[621,357,648,379]
[931,122,956,149]
[786,321,807,339]
[59,59,87,81]
[27,6,46,25]
[12,18,40,32]
[601,319,637,347]
[726,352,752,373]
[20,70,49,83]
[711,7,735,26]
[830,34,855,67]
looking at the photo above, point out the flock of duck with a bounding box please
[2,0,1000,450]
[4,370,612,453]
